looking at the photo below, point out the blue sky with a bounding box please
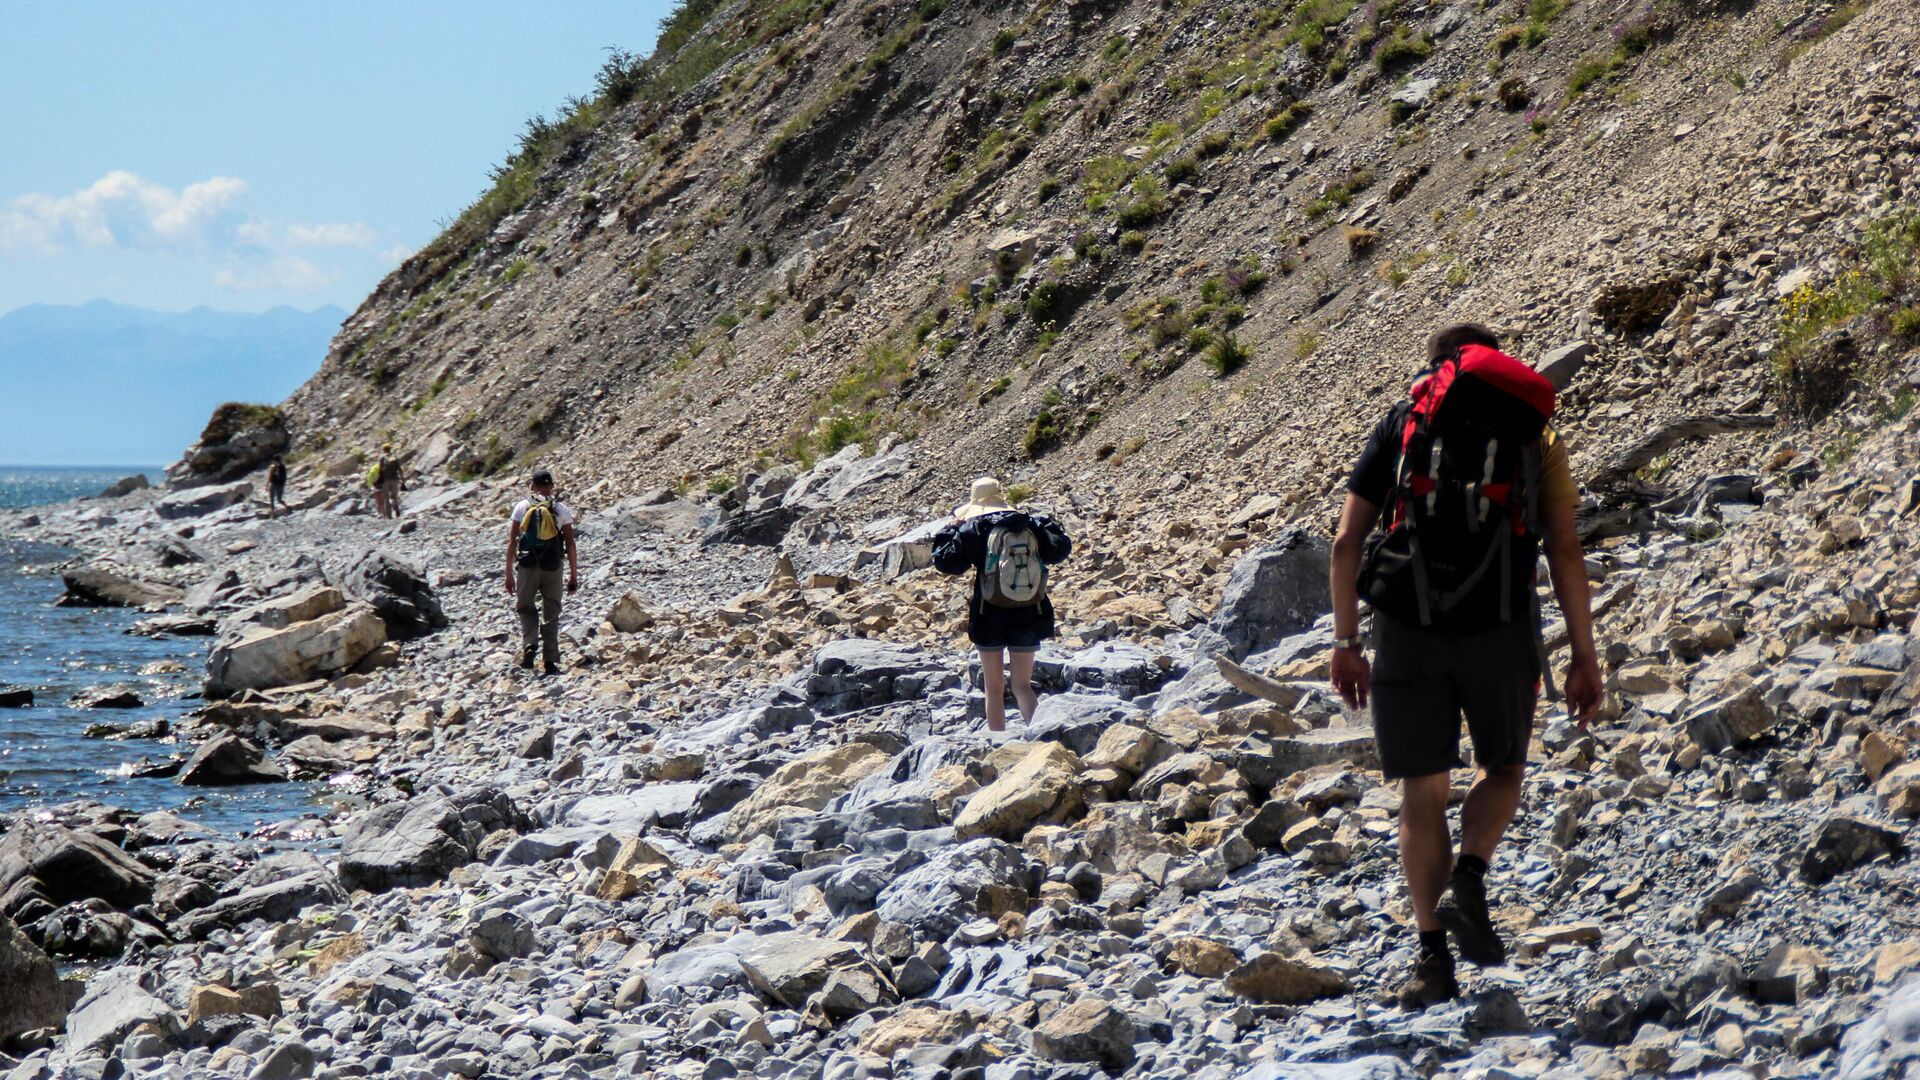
[0,1,673,316]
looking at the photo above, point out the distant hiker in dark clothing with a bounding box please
[374,445,404,519]
[1328,323,1601,1009]
[932,478,1071,732]
[506,468,579,675]
[266,456,287,517]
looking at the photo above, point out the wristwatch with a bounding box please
[1332,634,1364,650]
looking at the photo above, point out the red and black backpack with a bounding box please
[1359,344,1556,632]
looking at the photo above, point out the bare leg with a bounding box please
[1400,772,1454,932]
[979,649,1007,732]
[1008,649,1039,725]
[1459,764,1524,862]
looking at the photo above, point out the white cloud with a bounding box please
[379,243,415,265]
[286,222,378,248]
[1,171,250,252]
[0,171,378,262]
[214,255,333,291]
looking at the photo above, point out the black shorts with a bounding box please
[1368,614,1541,780]
[967,592,1054,651]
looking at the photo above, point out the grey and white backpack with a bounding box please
[980,521,1047,607]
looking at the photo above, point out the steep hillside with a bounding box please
[285,0,1915,529]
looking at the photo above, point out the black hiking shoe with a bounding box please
[1396,948,1459,1010]
[543,662,561,676]
[518,648,536,671]
[1438,866,1507,966]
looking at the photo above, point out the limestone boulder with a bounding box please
[856,1005,974,1057]
[338,788,527,893]
[1684,685,1778,754]
[806,639,956,713]
[1800,813,1904,885]
[205,601,387,697]
[1205,529,1331,660]
[606,592,659,632]
[226,583,345,632]
[174,869,344,940]
[166,401,290,488]
[733,931,879,1008]
[1032,997,1136,1073]
[1225,952,1352,1003]
[153,478,255,519]
[725,742,892,842]
[875,838,1036,939]
[1,912,71,1043]
[337,549,445,639]
[178,731,285,785]
[0,820,156,915]
[66,970,178,1053]
[59,564,185,609]
[954,741,1085,841]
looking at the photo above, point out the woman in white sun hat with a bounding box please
[932,477,1071,732]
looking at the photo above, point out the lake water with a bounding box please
[0,466,330,836]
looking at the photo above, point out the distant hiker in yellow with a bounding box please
[505,468,579,675]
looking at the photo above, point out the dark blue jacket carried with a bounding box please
[932,510,1072,649]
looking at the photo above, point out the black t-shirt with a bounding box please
[1346,410,1403,508]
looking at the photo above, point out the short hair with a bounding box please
[1426,322,1500,362]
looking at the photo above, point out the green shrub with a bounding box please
[705,474,736,495]
[1023,409,1062,457]
[504,258,531,283]
[935,336,961,357]
[1164,156,1200,186]
[1037,176,1062,202]
[1771,210,1920,418]
[1069,73,1093,95]
[1119,230,1147,252]
[1373,27,1433,75]
[1198,129,1231,157]
[1026,278,1066,322]
[1263,101,1312,142]
[1567,53,1624,99]
[1203,333,1252,376]
[992,27,1018,53]
[1114,175,1170,227]
[1004,482,1035,503]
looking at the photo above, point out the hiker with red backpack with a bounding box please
[505,468,580,675]
[932,478,1072,733]
[1328,323,1602,1009]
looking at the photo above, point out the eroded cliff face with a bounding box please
[284,0,1918,529]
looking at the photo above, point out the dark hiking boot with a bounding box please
[1396,949,1458,1010]
[518,648,536,670]
[1438,866,1507,966]
[543,662,561,677]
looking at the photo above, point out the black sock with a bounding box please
[1454,854,1489,879]
[1418,929,1447,957]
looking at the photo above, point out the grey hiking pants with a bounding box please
[516,566,564,664]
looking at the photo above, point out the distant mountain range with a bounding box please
[0,301,345,467]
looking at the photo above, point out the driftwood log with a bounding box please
[1588,413,1776,495]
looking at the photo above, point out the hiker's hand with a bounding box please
[566,573,579,595]
[1564,654,1603,728]
[1330,647,1370,711]
[504,572,515,595]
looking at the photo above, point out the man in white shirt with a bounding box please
[505,468,579,674]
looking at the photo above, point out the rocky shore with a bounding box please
[0,382,1918,1080]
